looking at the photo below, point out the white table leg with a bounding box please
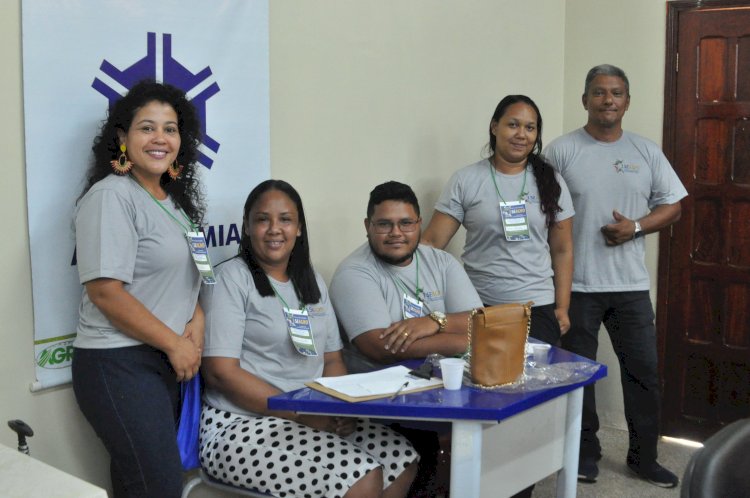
[557,387,583,498]
[451,420,483,498]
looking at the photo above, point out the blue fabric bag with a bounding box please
[177,372,202,470]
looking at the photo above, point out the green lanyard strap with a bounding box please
[131,176,197,233]
[488,162,528,203]
[389,251,421,299]
[270,281,299,312]
[389,251,435,314]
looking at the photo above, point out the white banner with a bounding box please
[22,0,270,390]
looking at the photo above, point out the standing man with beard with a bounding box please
[544,64,686,488]
[330,181,481,365]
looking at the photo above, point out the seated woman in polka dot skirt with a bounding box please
[199,180,419,498]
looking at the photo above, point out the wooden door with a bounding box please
[659,1,750,440]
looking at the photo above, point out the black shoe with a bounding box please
[578,456,599,483]
[627,460,679,488]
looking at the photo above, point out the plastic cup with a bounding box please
[440,358,466,390]
[532,343,551,365]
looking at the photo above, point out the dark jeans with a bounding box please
[561,291,661,465]
[484,302,562,345]
[529,303,562,345]
[72,345,183,498]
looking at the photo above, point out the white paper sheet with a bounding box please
[314,366,443,398]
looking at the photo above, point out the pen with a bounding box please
[390,381,410,401]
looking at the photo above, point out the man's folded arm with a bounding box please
[352,317,468,364]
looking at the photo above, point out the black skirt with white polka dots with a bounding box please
[199,404,419,497]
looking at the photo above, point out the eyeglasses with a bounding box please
[369,219,421,234]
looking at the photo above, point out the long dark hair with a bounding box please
[79,80,205,225]
[487,94,562,227]
[239,180,321,304]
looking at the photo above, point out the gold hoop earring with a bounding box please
[110,144,133,175]
[167,161,184,180]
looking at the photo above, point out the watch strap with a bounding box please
[634,220,644,239]
[429,311,447,332]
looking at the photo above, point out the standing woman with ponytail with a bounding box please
[422,95,574,345]
[73,81,207,498]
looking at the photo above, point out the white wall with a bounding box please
[0,0,669,493]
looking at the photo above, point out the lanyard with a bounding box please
[270,281,298,311]
[270,281,319,357]
[389,252,435,314]
[488,162,528,203]
[131,176,197,233]
[389,251,422,301]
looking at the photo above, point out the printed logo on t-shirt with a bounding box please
[524,193,540,204]
[305,304,327,317]
[421,289,443,302]
[613,159,640,174]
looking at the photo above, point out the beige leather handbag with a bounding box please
[467,302,533,387]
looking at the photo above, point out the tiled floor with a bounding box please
[533,425,700,497]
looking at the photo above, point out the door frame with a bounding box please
[658,0,750,436]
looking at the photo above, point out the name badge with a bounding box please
[186,232,217,284]
[402,293,424,320]
[499,201,530,241]
[284,308,318,357]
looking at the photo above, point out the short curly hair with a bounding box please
[79,80,206,224]
[366,181,420,219]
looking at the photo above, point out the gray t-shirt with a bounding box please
[329,243,482,342]
[74,175,201,348]
[544,128,688,292]
[201,257,343,416]
[435,159,574,306]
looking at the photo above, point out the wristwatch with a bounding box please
[633,220,644,239]
[429,311,447,332]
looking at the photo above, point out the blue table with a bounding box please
[269,346,606,498]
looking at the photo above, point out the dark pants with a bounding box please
[72,345,183,498]
[561,291,661,465]
[529,303,562,345]
[482,303,561,346]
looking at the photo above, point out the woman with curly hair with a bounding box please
[72,80,207,498]
[422,95,574,346]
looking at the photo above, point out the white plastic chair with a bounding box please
[181,468,276,498]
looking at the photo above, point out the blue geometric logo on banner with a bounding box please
[92,32,220,169]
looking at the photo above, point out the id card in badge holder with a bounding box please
[284,308,318,356]
[186,232,217,284]
[402,294,424,320]
[499,201,530,241]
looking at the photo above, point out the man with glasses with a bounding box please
[330,181,481,366]
[330,181,483,496]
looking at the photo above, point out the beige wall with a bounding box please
[0,0,667,493]
[0,0,113,490]
[270,1,566,277]
[563,0,668,430]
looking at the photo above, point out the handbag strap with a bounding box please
[465,308,479,361]
[464,303,533,389]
